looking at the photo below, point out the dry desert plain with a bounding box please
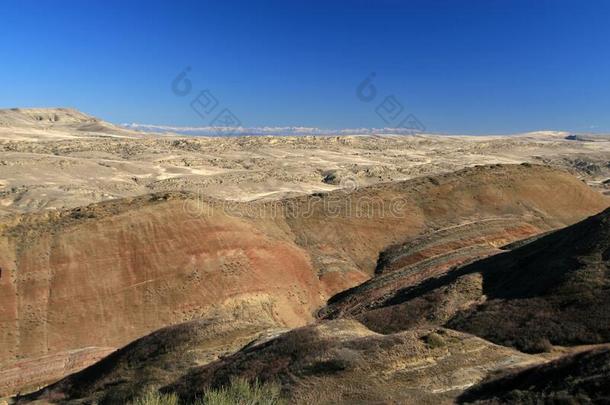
[1,108,610,403]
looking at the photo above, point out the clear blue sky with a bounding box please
[1,0,609,134]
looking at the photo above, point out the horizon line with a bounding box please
[121,122,575,137]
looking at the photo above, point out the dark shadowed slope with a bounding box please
[24,320,544,404]
[459,347,610,404]
[322,207,610,353]
[19,319,288,404]
[447,207,610,352]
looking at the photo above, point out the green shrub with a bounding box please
[127,379,284,405]
[424,332,445,349]
[200,377,285,405]
[127,390,179,405]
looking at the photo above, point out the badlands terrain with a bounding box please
[2,108,610,216]
[0,108,609,404]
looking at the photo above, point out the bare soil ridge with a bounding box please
[1,109,609,401]
[1,163,607,397]
[24,203,610,404]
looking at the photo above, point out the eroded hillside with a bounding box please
[1,164,608,397]
[321,207,610,354]
[20,186,610,405]
[2,109,610,402]
[25,320,546,404]
[459,346,610,404]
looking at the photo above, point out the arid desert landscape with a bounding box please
[1,108,609,404]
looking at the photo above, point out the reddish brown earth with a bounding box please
[0,347,113,399]
[0,164,608,397]
[319,218,543,320]
[20,205,610,404]
[0,196,326,397]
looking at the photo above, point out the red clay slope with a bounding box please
[0,164,607,396]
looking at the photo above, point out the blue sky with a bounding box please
[1,0,609,134]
